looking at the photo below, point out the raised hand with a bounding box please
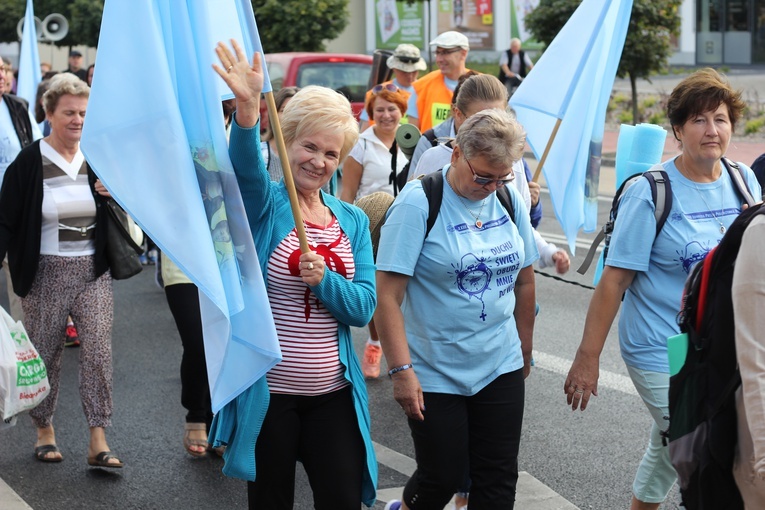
[212,39,264,128]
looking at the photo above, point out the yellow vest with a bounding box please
[413,70,468,132]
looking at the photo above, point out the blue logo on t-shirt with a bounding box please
[676,240,711,274]
[453,253,492,321]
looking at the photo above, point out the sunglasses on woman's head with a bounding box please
[465,157,515,187]
[371,83,399,94]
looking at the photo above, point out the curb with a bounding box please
[0,477,33,510]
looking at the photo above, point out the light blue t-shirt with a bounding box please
[377,165,539,395]
[406,76,458,122]
[607,157,761,372]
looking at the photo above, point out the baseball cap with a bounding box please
[429,31,469,50]
[69,50,83,58]
[386,44,426,73]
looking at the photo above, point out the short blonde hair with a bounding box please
[42,73,89,114]
[280,86,359,161]
[456,109,526,168]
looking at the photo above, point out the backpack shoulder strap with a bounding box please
[420,171,443,238]
[496,186,515,226]
[722,157,756,207]
[642,167,673,236]
[423,128,438,147]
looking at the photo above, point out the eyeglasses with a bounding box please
[465,156,515,187]
[434,48,463,57]
[371,83,399,94]
[395,55,420,64]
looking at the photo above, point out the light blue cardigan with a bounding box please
[209,119,378,507]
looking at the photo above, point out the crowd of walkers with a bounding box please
[1,31,764,510]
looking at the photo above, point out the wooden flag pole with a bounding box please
[532,117,562,183]
[264,91,310,253]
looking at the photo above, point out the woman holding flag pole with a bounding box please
[211,40,377,509]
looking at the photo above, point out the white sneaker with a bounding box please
[384,500,402,510]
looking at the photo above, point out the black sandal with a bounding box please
[34,444,63,463]
[87,451,124,468]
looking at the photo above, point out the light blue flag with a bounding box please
[510,0,633,253]
[16,0,41,114]
[81,0,279,413]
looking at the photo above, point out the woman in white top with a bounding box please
[341,84,409,379]
[0,73,122,468]
[340,84,408,203]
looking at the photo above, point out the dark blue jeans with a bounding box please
[403,368,525,509]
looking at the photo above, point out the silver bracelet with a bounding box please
[388,363,413,377]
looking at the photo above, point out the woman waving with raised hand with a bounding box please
[211,40,377,509]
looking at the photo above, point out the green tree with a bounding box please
[0,0,351,53]
[252,0,350,52]
[525,0,682,124]
[67,0,105,48]
[0,0,103,48]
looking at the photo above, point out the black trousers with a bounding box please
[247,385,365,510]
[403,369,525,509]
[164,283,212,427]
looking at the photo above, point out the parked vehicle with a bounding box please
[261,52,373,132]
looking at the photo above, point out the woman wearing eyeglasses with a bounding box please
[375,108,538,509]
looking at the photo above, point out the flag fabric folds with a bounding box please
[510,0,633,253]
[16,0,41,114]
[81,0,280,413]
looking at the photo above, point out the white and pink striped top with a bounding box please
[266,217,356,395]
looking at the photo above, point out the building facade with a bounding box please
[327,0,765,66]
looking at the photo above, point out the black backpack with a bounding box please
[577,158,756,275]
[668,202,765,510]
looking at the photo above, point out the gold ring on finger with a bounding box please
[226,65,233,73]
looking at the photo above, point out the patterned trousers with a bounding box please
[22,255,114,429]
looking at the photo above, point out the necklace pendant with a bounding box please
[720,225,726,234]
[475,220,483,229]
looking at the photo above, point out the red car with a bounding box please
[262,52,373,132]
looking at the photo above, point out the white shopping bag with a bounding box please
[0,306,49,421]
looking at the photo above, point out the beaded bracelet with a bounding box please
[388,363,413,377]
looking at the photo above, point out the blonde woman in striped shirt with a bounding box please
[211,42,377,509]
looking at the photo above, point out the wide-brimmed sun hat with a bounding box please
[355,192,395,259]
[387,44,427,73]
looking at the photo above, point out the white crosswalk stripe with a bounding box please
[533,351,638,396]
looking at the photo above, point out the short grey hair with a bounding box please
[455,109,526,168]
[42,73,89,114]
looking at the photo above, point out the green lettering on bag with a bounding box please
[17,358,47,386]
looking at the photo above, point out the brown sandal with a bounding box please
[183,422,208,458]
